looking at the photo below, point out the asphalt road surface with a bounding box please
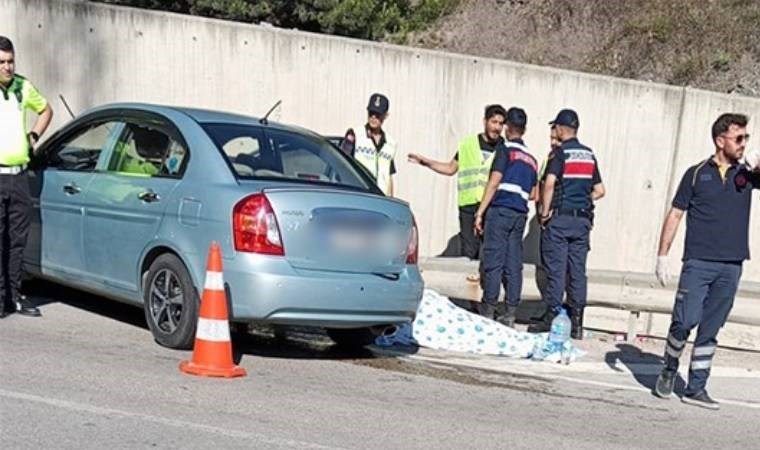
[2,281,759,449]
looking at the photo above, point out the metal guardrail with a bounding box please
[420,257,760,327]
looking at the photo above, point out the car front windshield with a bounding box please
[203,123,373,191]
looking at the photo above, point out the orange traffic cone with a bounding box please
[179,242,247,378]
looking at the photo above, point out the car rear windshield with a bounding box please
[203,123,373,191]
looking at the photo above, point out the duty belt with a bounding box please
[0,164,27,175]
[556,208,593,219]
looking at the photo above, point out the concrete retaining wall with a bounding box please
[3,0,760,281]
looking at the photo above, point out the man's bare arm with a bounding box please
[540,174,557,219]
[657,207,685,256]
[408,153,458,176]
[591,182,605,201]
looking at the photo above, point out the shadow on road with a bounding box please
[24,279,149,330]
[231,327,418,363]
[23,279,411,363]
[604,343,687,396]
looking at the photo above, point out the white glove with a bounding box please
[655,255,670,287]
[745,148,760,171]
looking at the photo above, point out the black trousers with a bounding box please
[458,204,481,260]
[0,171,31,309]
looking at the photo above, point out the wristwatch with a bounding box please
[27,131,40,143]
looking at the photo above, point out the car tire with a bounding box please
[143,254,199,350]
[326,327,377,349]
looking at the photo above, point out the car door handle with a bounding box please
[63,183,81,195]
[138,190,160,203]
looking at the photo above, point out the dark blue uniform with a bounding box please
[540,138,601,316]
[663,158,760,396]
[481,139,537,311]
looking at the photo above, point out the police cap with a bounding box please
[367,93,390,115]
[549,109,579,129]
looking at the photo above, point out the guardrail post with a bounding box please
[626,311,641,342]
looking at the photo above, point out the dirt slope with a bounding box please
[411,0,760,96]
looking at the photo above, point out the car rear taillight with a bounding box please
[406,216,418,264]
[233,193,284,255]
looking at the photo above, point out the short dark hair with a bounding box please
[0,36,14,53]
[484,104,507,120]
[712,113,748,142]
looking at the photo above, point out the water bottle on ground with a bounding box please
[549,308,571,364]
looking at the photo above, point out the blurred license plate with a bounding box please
[330,229,373,252]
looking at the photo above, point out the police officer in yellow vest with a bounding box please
[0,36,53,318]
[340,93,397,196]
[408,104,507,262]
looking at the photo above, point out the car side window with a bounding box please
[202,124,371,190]
[108,122,187,178]
[202,124,269,177]
[267,130,364,186]
[46,121,120,172]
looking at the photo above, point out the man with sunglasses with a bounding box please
[653,113,760,409]
[0,36,52,318]
[340,93,397,196]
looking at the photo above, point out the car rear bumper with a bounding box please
[223,256,424,327]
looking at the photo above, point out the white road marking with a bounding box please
[394,352,760,410]
[0,388,345,449]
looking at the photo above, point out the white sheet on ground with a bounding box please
[375,289,584,362]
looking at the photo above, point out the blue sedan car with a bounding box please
[24,103,423,349]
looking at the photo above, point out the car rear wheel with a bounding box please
[143,254,199,349]
[326,327,378,349]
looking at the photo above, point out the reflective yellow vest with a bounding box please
[353,125,396,196]
[457,134,494,206]
[0,74,48,166]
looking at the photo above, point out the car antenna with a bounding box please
[59,94,76,119]
[259,100,281,125]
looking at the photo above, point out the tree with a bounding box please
[92,0,457,41]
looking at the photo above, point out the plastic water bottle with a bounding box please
[549,308,571,364]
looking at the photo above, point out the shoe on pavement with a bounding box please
[681,391,720,410]
[15,296,41,317]
[496,305,518,328]
[527,308,557,333]
[653,369,676,398]
[529,307,548,323]
[477,302,496,320]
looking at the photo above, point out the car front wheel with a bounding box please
[143,254,199,349]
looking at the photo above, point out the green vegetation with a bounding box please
[93,0,459,41]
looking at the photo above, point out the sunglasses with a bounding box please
[722,133,750,145]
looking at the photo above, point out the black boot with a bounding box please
[496,305,518,328]
[477,302,496,320]
[528,308,556,333]
[15,295,41,317]
[529,306,548,323]
[571,308,584,340]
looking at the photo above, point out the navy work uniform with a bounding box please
[480,138,537,320]
[536,126,601,334]
[0,73,47,317]
[661,159,760,397]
